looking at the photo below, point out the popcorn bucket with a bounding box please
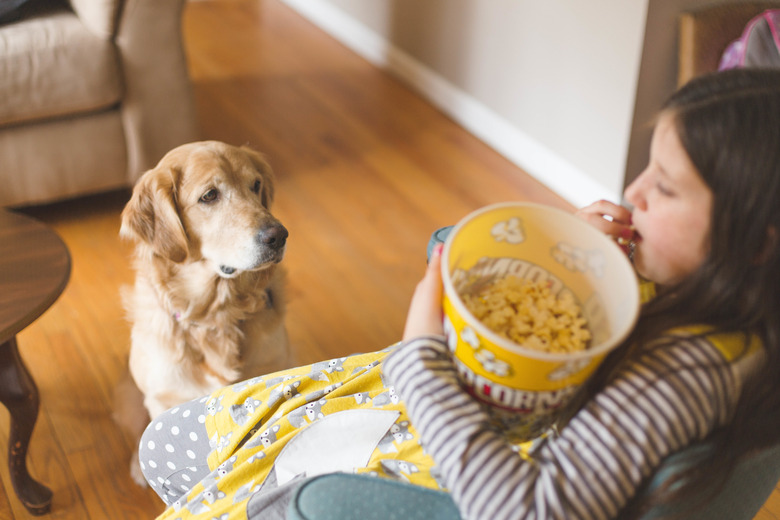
[441,202,640,441]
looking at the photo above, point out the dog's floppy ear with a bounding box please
[241,145,275,208]
[120,167,189,263]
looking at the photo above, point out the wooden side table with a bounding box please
[0,209,70,515]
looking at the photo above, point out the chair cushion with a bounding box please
[69,0,123,38]
[288,473,461,520]
[639,442,780,520]
[0,3,122,127]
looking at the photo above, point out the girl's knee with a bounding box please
[137,397,213,504]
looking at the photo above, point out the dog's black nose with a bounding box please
[258,224,288,249]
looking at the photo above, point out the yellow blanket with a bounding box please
[157,347,441,519]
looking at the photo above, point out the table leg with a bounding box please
[0,337,53,515]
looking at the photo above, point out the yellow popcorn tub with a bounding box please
[441,202,640,441]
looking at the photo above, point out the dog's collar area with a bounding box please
[172,288,275,324]
[172,309,202,325]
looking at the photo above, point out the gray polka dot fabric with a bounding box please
[139,396,213,505]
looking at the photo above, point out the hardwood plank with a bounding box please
[0,477,13,519]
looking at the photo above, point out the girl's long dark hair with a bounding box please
[583,69,780,518]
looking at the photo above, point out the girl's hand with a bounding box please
[576,200,634,254]
[403,244,445,341]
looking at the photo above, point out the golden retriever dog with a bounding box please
[115,141,289,485]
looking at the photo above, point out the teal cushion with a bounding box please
[287,473,461,520]
[639,442,780,520]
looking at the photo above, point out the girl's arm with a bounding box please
[387,247,737,519]
[384,334,735,519]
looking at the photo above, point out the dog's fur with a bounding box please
[115,141,289,484]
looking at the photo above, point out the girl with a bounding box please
[139,68,780,519]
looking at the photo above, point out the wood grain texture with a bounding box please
[0,211,70,344]
[0,0,775,518]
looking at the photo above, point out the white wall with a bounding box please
[280,0,767,206]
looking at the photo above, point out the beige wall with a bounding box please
[282,0,768,205]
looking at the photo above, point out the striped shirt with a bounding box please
[382,333,758,520]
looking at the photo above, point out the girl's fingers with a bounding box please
[577,200,632,225]
[576,200,634,240]
[403,244,445,341]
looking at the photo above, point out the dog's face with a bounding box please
[121,141,288,278]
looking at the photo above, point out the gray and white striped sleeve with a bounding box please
[382,335,737,520]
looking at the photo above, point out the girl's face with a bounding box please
[624,113,713,286]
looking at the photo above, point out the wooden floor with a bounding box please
[0,0,776,518]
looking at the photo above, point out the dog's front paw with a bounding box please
[130,452,148,488]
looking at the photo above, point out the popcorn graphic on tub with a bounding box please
[474,348,511,377]
[444,316,457,351]
[456,325,511,378]
[491,217,525,244]
[547,358,592,382]
[552,241,606,278]
[461,326,480,349]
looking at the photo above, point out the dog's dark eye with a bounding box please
[252,180,262,194]
[200,188,219,203]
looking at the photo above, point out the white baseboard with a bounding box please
[281,0,614,207]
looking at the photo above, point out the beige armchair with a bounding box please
[0,0,199,207]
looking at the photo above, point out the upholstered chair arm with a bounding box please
[68,0,123,38]
[114,0,199,182]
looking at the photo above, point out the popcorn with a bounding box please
[461,276,591,353]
